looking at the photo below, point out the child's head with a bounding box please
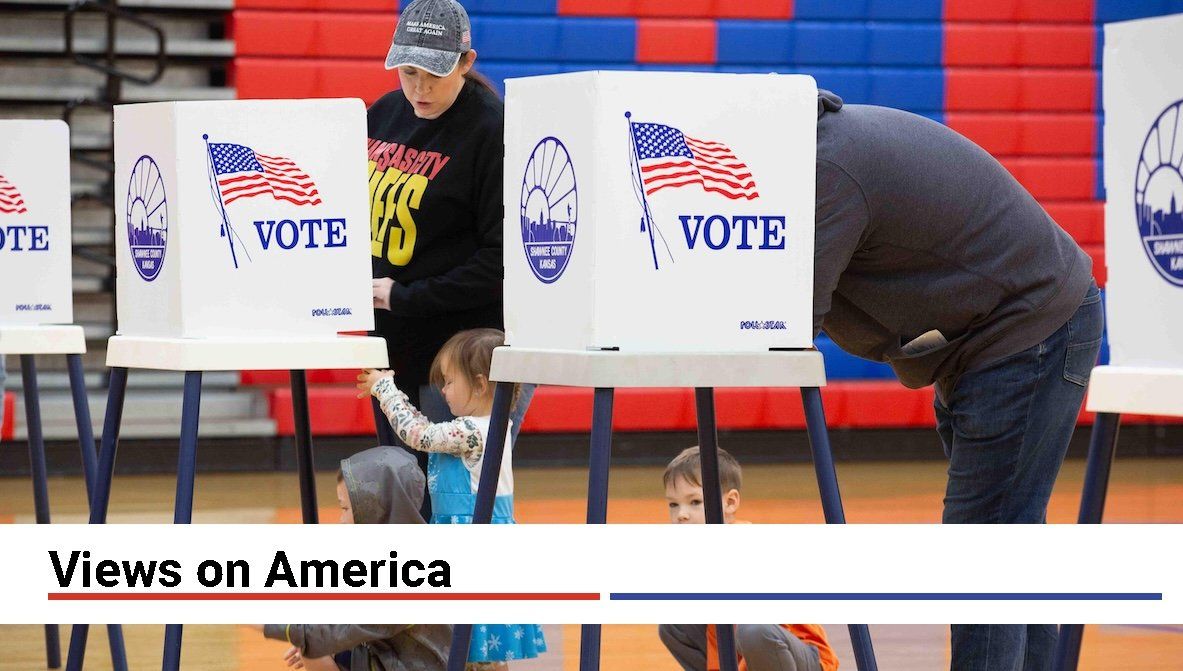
[663,446,742,524]
[430,328,506,416]
[337,447,427,525]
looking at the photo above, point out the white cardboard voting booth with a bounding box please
[113,99,374,339]
[1092,14,1183,415]
[503,71,817,353]
[1102,14,1183,370]
[0,120,73,327]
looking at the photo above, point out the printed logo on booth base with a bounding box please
[520,137,578,284]
[126,155,168,282]
[1136,99,1183,287]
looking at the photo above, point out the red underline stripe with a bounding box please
[48,592,600,601]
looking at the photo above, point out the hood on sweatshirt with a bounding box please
[818,89,843,118]
[340,446,426,525]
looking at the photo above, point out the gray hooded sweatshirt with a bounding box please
[813,91,1093,388]
[264,447,451,671]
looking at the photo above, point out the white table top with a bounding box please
[0,325,87,355]
[105,335,389,371]
[490,347,826,388]
[1086,366,1183,418]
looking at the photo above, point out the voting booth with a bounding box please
[504,71,817,353]
[70,98,387,671]
[1056,16,1183,671]
[456,71,877,671]
[113,99,373,338]
[0,120,72,327]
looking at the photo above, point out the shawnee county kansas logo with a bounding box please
[520,137,578,284]
[205,135,345,270]
[626,112,786,271]
[126,155,168,281]
[1136,98,1183,287]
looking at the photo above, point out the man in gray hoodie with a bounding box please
[814,90,1104,670]
[263,447,451,671]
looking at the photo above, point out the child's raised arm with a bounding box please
[371,377,484,464]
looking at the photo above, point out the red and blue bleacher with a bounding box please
[217,0,1183,439]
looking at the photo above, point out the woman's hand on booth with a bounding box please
[372,277,394,311]
[357,368,395,398]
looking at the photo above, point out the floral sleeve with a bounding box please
[371,377,483,465]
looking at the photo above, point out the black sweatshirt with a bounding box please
[813,90,1093,388]
[366,79,504,390]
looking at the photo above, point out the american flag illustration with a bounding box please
[0,173,28,214]
[208,142,322,206]
[630,122,759,201]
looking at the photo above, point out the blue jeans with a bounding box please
[935,282,1103,670]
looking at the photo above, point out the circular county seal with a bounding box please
[1135,99,1183,287]
[520,137,577,284]
[126,155,168,282]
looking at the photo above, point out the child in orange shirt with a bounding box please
[659,446,840,671]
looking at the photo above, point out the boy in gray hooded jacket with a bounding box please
[263,446,451,671]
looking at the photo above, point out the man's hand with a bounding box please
[372,278,394,311]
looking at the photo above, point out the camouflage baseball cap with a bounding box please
[385,0,472,77]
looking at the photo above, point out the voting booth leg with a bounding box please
[20,356,60,669]
[20,356,51,525]
[66,354,98,497]
[162,625,184,671]
[446,624,472,671]
[289,370,319,523]
[586,387,615,524]
[470,381,514,524]
[65,368,130,671]
[694,387,741,671]
[801,387,845,524]
[1078,413,1122,525]
[447,383,515,671]
[89,367,129,524]
[578,388,616,671]
[1052,624,1086,671]
[801,388,880,671]
[173,371,203,524]
[1053,415,1123,671]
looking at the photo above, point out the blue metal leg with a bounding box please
[801,387,846,524]
[1052,624,1086,671]
[471,382,513,524]
[586,388,614,524]
[1078,413,1121,525]
[65,354,97,498]
[64,626,88,671]
[88,367,128,524]
[21,356,60,669]
[289,370,318,524]
[67,367,130,671]
[580,623,602,671]
[20,356,51,526]
[446,624,472,671]
[162,372,201,670]
[65,355,130,671]
[174,371,202,524]
[1052,412,1122,671]
[693,387,740,671]
[447,382,513,671]
[580,388,615,671]
[162,624,183,671]
[801,388,879,671]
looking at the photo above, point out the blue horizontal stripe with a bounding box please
[611,592,1162,601]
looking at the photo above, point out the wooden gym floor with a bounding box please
[1,456,1180,668]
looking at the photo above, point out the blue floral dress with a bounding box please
[374,378,547,664]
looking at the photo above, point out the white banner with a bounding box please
[0,524,1177,624]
